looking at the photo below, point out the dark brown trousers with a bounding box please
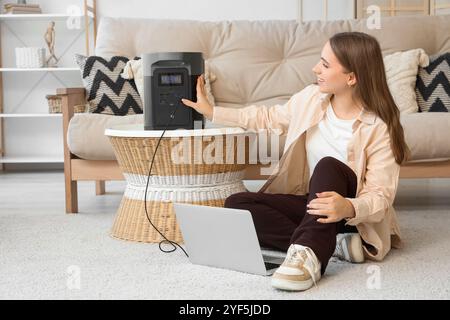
[224,156,358,274]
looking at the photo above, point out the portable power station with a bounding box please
[142,52,205,130]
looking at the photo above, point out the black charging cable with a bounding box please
[143,103,189,258]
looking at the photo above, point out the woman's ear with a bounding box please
[347,72,357,87]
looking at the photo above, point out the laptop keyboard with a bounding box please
[264,261,281,270]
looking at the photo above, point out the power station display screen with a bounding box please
[159,73,184,86]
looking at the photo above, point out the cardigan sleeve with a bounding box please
[212,100,292,135]
[211,84,317,136]
[345,123,400,225]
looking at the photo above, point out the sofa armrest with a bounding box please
[56,87,86,95]
[57,87,86,127]
[57,87,86,160]
[57,87,86,115]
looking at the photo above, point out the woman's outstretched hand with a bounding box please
[181,74,213,121]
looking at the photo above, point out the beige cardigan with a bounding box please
[212,84,402,261]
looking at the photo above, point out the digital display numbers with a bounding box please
[159,73,183,86]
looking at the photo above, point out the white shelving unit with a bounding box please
[0,0,97,169]
[0,13,86,21]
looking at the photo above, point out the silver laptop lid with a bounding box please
[173,203,271,276]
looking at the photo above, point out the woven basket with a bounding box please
[46,95,86,113]
[108,134,251,243]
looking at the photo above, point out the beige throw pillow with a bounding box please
[121,59,216,107]
[383,48,430,114]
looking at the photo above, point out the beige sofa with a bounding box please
[60,14,450,213]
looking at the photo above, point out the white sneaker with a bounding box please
[333,233,365,263]
[271,244,321,291]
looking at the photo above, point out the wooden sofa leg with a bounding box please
[59,87,85,214]
[65,178,78,214]
[96,180,105,195]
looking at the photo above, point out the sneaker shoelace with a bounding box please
[286,246,321,286]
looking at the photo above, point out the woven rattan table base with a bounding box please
[108,135,249,243]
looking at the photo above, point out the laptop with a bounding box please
[173,202,287,276]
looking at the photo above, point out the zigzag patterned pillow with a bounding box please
[416,52,450,112]
[75,54,143,115]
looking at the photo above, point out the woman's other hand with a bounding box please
[306,191,356,223]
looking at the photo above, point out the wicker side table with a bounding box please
[105,124,252,243]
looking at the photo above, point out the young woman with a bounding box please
[181,32,410,292]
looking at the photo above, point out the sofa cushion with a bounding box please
[73,16,450,163]
[75,54,143,115]
[416,52,450,112]
[68,113,144,160]
[68,113,283,162]
[384,49,429,114]
[68,112,450,163]
[400,113,450,161]
[95,15,450,110]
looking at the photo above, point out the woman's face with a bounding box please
[312,41,356,94]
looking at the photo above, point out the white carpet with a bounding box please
[1,172,449,299]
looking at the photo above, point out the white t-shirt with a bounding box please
[306,102,361,179]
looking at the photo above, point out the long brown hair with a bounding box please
[329,32,410,165]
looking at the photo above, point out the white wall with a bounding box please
[301,0,354,21]
[97,0,300,21]
[96,0,354,22]
[1,0,354,170]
